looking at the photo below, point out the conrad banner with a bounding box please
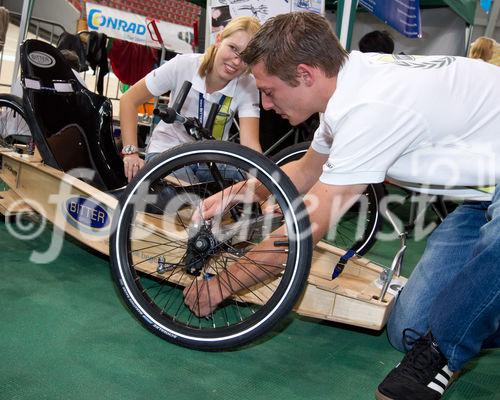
[86,2,194,53]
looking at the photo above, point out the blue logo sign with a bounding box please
[88,8,146,35]
[65,197,110,230]
[359,0,421,39]
[481,0,493,13]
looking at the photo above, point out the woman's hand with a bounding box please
[123,153,145,182]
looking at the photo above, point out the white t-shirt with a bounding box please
[312,52,500,200]
[145,53,260,154]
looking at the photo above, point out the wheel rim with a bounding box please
[0,99,31,150]
[113,147,309,344]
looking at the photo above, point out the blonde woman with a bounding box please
[120,16,261,182]
[469,36,495,62]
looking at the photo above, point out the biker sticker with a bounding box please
[28,51,56,68]
[63,196,111,236]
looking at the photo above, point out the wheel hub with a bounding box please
[185,225,219,275]
[194,235,212,252]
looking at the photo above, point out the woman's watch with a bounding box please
[121,144,138,156]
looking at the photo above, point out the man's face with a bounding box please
[251,61,312,126]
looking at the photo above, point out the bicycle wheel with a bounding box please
[110,141,313,350]
[271,141,384,256]
[0,94,32,152]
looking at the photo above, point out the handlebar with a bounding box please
[205,102,220,134]
[153,81,222,141]
[172,81,192,113]
[153,107,180,124]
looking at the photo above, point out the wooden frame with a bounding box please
[0,147,404,331]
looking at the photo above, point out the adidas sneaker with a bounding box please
[376,331,456,400]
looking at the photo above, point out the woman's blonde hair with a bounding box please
[469,37,495,61]
[198,16,260,77]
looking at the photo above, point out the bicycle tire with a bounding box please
[110,141,313,350]
[271,141,384,256]
[0,94,32,152]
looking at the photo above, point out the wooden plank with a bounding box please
[0,189,34,215]
[0,150,117,255]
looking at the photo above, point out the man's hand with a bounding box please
[192,178,268,223]
[182,235,288,318]
[192,190,234,223]
[183,275,230,317]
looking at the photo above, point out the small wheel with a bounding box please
[110,141,313,350]
[271,141,384,256]
[0,94,32,153]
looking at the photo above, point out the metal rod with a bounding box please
[485,0,500,38]
[12,0,34,88]
[263,127,296,156]
[379,244,407,302]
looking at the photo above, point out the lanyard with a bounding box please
[198,92,205,126]
[198,93,227,127]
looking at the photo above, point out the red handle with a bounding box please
[146,19,163,45]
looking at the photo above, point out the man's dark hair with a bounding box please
[241,12,348,87]
[358,30,394,54]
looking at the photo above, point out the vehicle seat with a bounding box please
[19,39,127,191]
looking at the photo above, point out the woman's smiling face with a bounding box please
[213,30,252,81]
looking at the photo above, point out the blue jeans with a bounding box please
[387,186,500,371]
[145,152,244,183]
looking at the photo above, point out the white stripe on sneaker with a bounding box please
[435,373,449,386]
[427,365,453,395]
[428,382,445,395]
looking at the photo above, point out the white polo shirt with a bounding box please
[312,52,500,200]
[145,53,260,154]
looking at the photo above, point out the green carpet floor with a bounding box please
[0,214,498,400]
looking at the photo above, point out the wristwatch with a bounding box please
[121,144,138,156]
